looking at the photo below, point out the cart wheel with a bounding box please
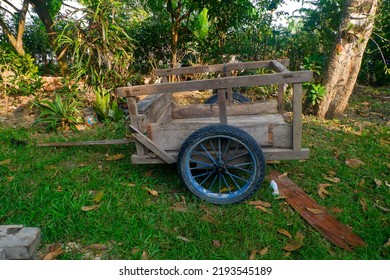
[177,124,266,204]
[204,92,250,104]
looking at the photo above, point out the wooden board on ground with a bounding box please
[269,170,366,252]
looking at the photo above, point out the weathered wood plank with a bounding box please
[127,97,145,156]
[277,84,285,114]
[154,60,289,76]
[293,83,303,151]
[129,125,175,164]
[117,71,313,98]
[36,139,132,147]
[171,101,277,119]
[217,89,228,124]
[269,170,366,251]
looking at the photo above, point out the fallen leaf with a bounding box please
[93,191,104,203]
[141,251,150,260]
[278,229,292,239]
[295,231,305,242]
[213,240,221,248]
[81,204,101,212]
[359,197,367,212]
[374,178,382,187]
[278,172,288,179]
[200,205,213,216]
[331,207,344,213]
[106,154,125,161]
[283,252,291,257]
[220,187,233,193]
[249,249,257,260]
[358,179,365,187]
[259,246,269,256]
[43,244,64,260]
[122,182,136,187]
[143,186,158,197]
[78,163,87,167]
[374,203,390,213]
[7,176,14,182]
[283,243,303,252]
[306,207,325,214]
[130,248,141,255]
[384,238,390,247]
[177,236,190,242]
[248,200,271,208]
[85,244,108,251]
[170,202,188,212]
[56,186,62,192]
[345,158,365,168]
[254,205,272,213]
[323,175,340,183]
[0,159,11,165]
[318,184,331,199]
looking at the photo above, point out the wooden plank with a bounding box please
[154,60,289,76]
[263,148,309,160]
[127,97,145,156]
[293,83,303,151]
[129,125,176,164]
[269,170,366,251]
[271,124,293,148]
[217,89,228,124]
[171,101,277,119]
[36,139,132,147]
[117,71,313,97]
[277,84,285,114]
[148,114,287,151]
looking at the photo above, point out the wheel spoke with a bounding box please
[225,171,250,183]
[226,151,249,163]
[193,150,214,163]
[193,170,215,179]
[226,165,253,173]
[218,138,222,162]
[220,173,231,193]
[189,159,214,168]
[200,143,217,164]
[226,171,241,190]
[222,139,231,160]
[208,173,218,191]
[199,170,217,185]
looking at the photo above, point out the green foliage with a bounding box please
[192,8,209,40]
[305,83,326,106]
[0,46,43,97]
[33,93,84,132]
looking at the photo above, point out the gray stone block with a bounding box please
[0,225,41,260]
[0,248,6,260]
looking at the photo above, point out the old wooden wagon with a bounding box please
[117,59,312,204]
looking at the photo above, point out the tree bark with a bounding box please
[317,0,379,119]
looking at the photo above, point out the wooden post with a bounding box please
[292,83,303,151]
[277,84,285,115]
[127,96,145,156]
[217,89,228,125]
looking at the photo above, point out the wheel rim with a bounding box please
[184,135,258,200]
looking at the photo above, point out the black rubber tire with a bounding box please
[204,92,250,104]
[177,124,266,204]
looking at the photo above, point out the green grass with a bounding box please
[0,89,389,260]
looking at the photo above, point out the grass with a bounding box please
[0,88,389,260]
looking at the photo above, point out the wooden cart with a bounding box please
[117,60,312,204]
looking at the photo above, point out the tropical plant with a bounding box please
[33,93,84,132]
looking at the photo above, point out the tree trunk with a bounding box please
[29,0,68,74]
[317,0,379,119]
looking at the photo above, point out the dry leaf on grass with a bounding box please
[278,229,292,239]
[254,205,272,213]
[170,202,188,212]
[249,249,257,260]
[278,172,288,179]
[143,186,159,197]
[0,159,11,165]
[323,175,341,183]
[141,251,150,260]
[93,191,104,203]
[306,207,325,214]
[200,205,213,216]
[283,243,303,252]
[318,184,332,199]
[345,158,365,168]
[259,247,269,256]
[213,240,222,248]
[106,154,125,161]
[295,231,305,242]
[122,182,136,187]
[43,244,64,260]
[248,200,271,208]
[331,207,344,213]
[177,236,190,242]
[384,238,390,247]
[374,178,383,187]
[7,176,14,182]
[359,197,367,212]
[81,204,101,212]
[358,179,365,187]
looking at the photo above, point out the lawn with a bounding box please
[0,87,389,260]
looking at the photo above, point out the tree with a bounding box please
[317,0,380,119]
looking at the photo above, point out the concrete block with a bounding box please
[0,225,41,260]
[0,248,6,260]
